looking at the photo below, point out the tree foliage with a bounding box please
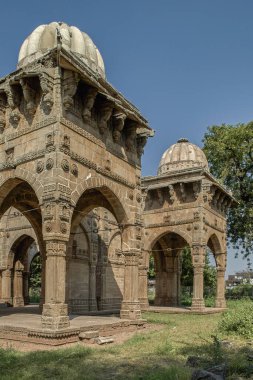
[29,254,41,290]
[203,123,253,258]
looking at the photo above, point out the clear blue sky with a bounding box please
[0,0,252,275]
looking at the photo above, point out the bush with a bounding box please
[218,300,253,338]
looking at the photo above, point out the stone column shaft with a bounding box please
[13,269,24,307]
[138,265,149,310]
[2,269,12,305]
[89,264,97,311]
[120,250,141,320]
[215,268,226,308]
[191,265,205,310]
[41,241,69,330]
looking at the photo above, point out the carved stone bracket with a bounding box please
[6,85,21,127]
[82,87,97,123]
[40,74,54,113]
[99,101,113,134]
[20,78,37,116]
[180,182,186,201]
[125,122,137,152]
[62,70,79,111]
[168,184,176,204]
[112,111,126,142]
[193,181,200,200]
[136,135,147,157]
[0,95,6,133]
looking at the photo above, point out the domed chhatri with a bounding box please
[18,22,105,78]
[158,138,209,175]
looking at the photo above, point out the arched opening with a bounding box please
[148,232,189,307]
[29,251,41,304]
[5,233,39,307]
[68,186,127,314]
[0,179,43,311]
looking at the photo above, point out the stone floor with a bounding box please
[0,305,123,330]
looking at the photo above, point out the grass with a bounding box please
[0,300,253,379]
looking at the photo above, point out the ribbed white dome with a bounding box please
[158,138,209,175]
[18,22,105,78]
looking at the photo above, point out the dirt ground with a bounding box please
[0,323,163,352]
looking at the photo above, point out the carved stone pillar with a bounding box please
[120,250,141,319]
[1,269,12,305]
[191,245,205,311]
[138,265,149,310]
[191,265,205,310]
[13,261,24,307]
[41,241,69,330]
[215,268,226,308]
[89,264,97,311]
[23,272,29,305]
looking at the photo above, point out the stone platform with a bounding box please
[0,306,146,346]
[147,306,226,314]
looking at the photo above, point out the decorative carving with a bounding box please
[99,101,113,134]
[104,159,111,171]
[125,122,137,152]
[112,111,126,142]
[46,158,54,170]
[82,87,97,123]
[45,221,52,233]
[40,74,54,113]
[36,160,44,173]
[60,222,67,234]
[20,78,37,115]
[46,133,54,148]
[5,148,14,164]
[62,70,79,110]
[61,159,70,172]
[9,110,20,127]
[71,163,78,176]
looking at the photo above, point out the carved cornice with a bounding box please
[204,219,225,233]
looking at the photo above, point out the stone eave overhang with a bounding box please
[0,48,153,137]
[141,167,237,203]
[58,48,152,134]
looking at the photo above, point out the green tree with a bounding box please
[203,123,253,258]
[29,254,41,290]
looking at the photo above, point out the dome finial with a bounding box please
[177,138,189,143]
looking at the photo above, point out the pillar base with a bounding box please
[13,297,24,307]
[41,303,70,330]
[89,298,98,312]
[139,298,149,310]
[120,301,141,320]
[215,298,226,308]
[191,298,205,311]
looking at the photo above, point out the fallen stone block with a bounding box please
[95,337,114,345]
[191,369,224,380]
[79,330,99,340]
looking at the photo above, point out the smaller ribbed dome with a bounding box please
[17,22,105,78]
[158,138,209,175]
